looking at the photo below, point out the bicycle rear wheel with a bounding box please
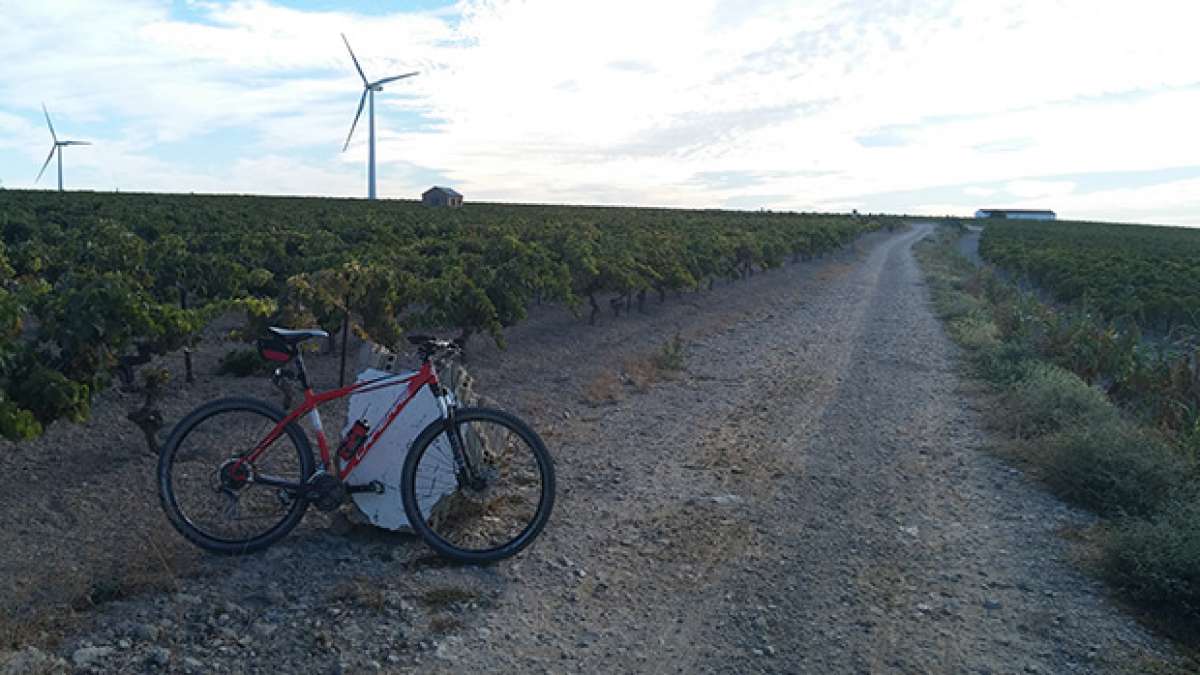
[401,407,555,563]
[158,397,314,554]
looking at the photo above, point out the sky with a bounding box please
[2,0,1200,224]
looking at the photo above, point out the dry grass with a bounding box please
[428,614,463,634]
[332,576,390,612]
[76,530,195,609]
[0,521,200,651]
[0,609,75,652]
[640,502,755,576]
[815,262,855,282]
[622,358,659,392]
[582,371,623,405]
[1,578,173,651]
[420,586,479,610]
[1056,523,1110,575]
[583,336,689,404]
[692,409,781,482]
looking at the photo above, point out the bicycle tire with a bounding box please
[158,397,315,554]
[401,407,555,563]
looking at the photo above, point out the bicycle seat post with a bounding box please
[294,351,313,390]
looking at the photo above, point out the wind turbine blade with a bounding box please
[343,90,368,151]
[62,140,91,145]
[372,72,419,86]
[42,103,57,142]
[35,145,55,182]
[341,33,368,85]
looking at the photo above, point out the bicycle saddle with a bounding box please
[268,327,330,345]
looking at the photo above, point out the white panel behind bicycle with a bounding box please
[343,368,456,531]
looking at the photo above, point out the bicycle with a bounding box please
[157,327,556,562]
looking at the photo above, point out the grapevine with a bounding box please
[0,189,889,439]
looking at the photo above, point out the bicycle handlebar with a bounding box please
[407,335,463,361]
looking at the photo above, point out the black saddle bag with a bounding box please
[257,335,295,363]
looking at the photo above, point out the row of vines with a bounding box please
[979,218,1200,443]
[980,219,1200,333]
[0,189,891,441]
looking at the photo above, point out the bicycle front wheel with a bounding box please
[401,407,555,563]
[158,397,315,554]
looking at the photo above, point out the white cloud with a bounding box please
[1004,180,1076,200]
[0,0,1199,224]
[1036,178,1200,226]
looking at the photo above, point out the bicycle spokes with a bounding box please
[410,416,547,553]
[166,407,308,545]
[221,489,240,521]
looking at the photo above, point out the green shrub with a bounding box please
[1000,363,1113,438]
[0,398,41,440]
[217,348,271,377]
[935,290,986,321]
[653,333,686,372]
[920,268,959,292]
[1104,492,1200,618]
[948,312,1000,350]
[1038,420,1189,517]
[971,340,1038,387]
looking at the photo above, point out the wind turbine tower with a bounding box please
[341,34,418,200]
[37,104,91,191]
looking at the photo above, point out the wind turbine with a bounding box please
[37,104,91,191]
[341,33,418,200]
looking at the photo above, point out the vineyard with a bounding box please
[0,189,888,441]
[980,219,1200,332]
[975,219,1200,438]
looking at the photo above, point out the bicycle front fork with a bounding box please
[435,386,484,490]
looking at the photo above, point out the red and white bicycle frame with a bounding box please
[232,359,454,483]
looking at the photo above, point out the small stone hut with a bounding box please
[422,186,463,208]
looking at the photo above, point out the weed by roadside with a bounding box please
[999,362,1112,439]
[1105,493,1200,613]
[583,335,688,404]
[1036,420,1187,518]
[653,333,686,372]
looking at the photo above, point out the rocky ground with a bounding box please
[0,224,1179,674]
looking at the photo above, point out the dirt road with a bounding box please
[2,224,1172,674]
[448,223,1170,673]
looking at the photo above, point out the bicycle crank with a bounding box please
[303,472,347,512]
